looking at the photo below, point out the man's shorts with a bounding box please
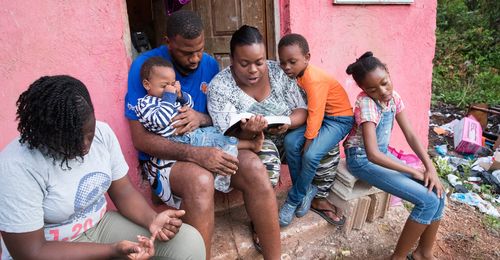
[141,139,281,208]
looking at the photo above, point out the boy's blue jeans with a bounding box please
[284,115,354,206]
[346,147,446,224]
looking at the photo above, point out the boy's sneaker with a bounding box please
[279,202,297,227]
[295,184,318,218]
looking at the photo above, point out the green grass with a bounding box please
[482,215,500,233]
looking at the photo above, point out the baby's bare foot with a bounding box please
[250,132,264,153]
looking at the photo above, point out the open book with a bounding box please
[224,112,291,135]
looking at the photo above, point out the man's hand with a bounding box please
[171,107,207,135]
[149,209,185,241]
[194,146,239,176]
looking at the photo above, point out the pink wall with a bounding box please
[0,1,435,207]
[280,0,436,151]
[0,2,144,194]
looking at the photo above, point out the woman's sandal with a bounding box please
[249,222,263,253]
[310,206,346,226]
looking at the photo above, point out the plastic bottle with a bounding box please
[214,137,238,192]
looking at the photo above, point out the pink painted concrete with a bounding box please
[280,0,437,151]
[0,1,436,214]
[0,2,145,201]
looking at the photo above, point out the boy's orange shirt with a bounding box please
[297,64,353,139]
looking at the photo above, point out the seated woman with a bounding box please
[0,75,205,260]
[209,25,346,233]
[207,25,308,257]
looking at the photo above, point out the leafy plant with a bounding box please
[403,201,414,212]
[459,159,474,179]
[433,156,454,178]
[480,184,493,196]
[432,0,500,107]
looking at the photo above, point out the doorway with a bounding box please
[125,0,277,69]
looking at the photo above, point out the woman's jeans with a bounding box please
[284,115,354,206]
[346,147,446,225]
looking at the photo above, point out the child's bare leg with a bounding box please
[412,220,440,260]
[391,218,427,260]
[237,132,264,153]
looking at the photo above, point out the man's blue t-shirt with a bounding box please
[125,45,219,160]
[125,45,219,119]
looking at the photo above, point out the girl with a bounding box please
[344,52,445,260]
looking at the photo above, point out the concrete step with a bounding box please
[214,165,292,213]
[211,197,406,259]
[211,200,336,260]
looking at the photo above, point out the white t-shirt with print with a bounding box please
[0,121,128,259]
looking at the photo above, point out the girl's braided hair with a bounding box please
[346,51,388,86]
[16,75,94,168]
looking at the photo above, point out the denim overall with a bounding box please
[346,104,445,225]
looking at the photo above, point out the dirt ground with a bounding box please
[293,200,499,260]
[427,103,500,260]
[436,201,500,259]
[304,103,500,259]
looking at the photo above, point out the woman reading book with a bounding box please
[207,25,307,257]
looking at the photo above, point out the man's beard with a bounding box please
[172,59,196,76]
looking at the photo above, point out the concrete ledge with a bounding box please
[212,200,335,259]
[214,164,292,213]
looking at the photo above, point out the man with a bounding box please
[125,10,281,259]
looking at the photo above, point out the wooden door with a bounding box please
[184,0,276,69]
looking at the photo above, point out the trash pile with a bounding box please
[429,104,500,218]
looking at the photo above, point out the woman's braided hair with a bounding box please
[16,75,94,168]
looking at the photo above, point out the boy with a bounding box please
[133,57,263,204]
[277,34,354,227]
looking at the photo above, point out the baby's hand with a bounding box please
[174,81,182,98]
[164,83,176,94]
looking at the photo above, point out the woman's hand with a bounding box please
[115,235,155,260]
[240,115,268,134]
[266,124,290,135]
[149,209,185,241]
[423,166,445,199]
